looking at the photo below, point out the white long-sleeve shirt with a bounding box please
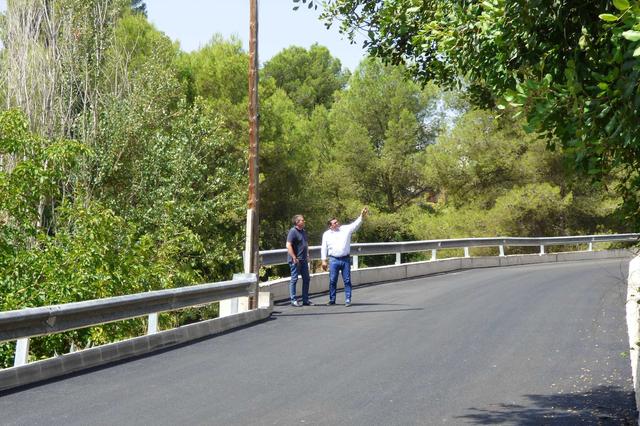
[321,215,363,260]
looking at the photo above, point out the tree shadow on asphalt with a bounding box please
[456,385,637,425]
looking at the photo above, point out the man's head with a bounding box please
[293,214,305,229]
[327,217,340,231]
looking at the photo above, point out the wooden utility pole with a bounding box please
[246,0,260,307]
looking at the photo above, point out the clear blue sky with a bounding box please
[146,0,367,71]
[0,0,367,71]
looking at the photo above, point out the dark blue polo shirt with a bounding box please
[287,226,308,263]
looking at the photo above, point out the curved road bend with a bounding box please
[0,258,636,425]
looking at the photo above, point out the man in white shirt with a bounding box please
[321,207,368,306]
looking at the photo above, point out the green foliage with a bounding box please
[408,204,491,240]
[258,86,332,248]
[178,35,248,105]
[0,108,231,366]
[0,109,87,242]
[417,109,624,240]
[0,342,15,368]
[424,110,560,208]
[263,44,349,112]
[175,36,249,148]
[0,14,247,366]
[321,0,640,229]
[94,95,247,279]
[327,59,440,213]
[104,11,180,93]
[490,183,573,237]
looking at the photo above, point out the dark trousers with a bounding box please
[289,260,310,303]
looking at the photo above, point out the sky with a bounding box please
[0,0,367,71]
[146,0,367,71]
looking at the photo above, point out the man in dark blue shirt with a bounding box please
[286,214,312,306]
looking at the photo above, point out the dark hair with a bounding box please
[292,214,304,225]
[327,217,337,227]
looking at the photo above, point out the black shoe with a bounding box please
[291,300,302,307]
[327,301,336,306]
[302,301,314,306]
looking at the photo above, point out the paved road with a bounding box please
[1,258,636,425]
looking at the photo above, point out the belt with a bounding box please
[329,255,350,259]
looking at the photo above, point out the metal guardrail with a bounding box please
[0,275,256,343]
[259,234,640,266]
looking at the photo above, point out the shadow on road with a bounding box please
[456,385,637,425]
[272,304,424,317]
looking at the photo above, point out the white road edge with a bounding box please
[626,255,640,425]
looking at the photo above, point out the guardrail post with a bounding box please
[353,255,359,270]
[464,247,470,258]
[14,338,29,367]
[431,249,437,261]
[219,298,239,318]
[588,242,593,251]
[540,245,545,255]
[219,295,249,315]
[499,245,505,257]
[147,313,159,334]
[219,273,254,316]
[258,291,271,308]
[395,253,401,265]
[238,296,250,313]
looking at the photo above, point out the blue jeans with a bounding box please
[289,260,310,303]
[329,256,351,302]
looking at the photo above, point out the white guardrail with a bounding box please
[0,233,638,392]
[257,234,639,302]
[260,234,640,267]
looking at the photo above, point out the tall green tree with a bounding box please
[262,44,349,112]
[258,86,316,248]
[178,34,248,105]
[176,35,249,149]
[1,0,134,237]
[327,58,440,213]
[103,11,180,98]
[320,0,640,228]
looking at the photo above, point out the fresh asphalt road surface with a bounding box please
[1,258,636,425]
